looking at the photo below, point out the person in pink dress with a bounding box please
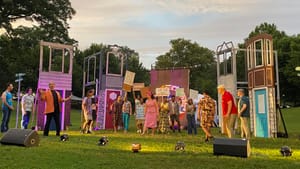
[141,92,159,136]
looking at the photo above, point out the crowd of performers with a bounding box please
[81,84,250,141]
[97,90,217,142]
[1,81,250,141]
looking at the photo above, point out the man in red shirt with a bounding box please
[217,85,237,138]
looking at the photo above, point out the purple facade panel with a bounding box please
[36,98,46,130]
[97,90,106,129]
[38,72,72,90]
[64,90,72,128]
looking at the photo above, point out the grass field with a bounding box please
[0,107,299,169]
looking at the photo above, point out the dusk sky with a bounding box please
[67,0,300,68]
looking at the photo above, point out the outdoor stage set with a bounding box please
[0,34,290,158]
[81,46,194,130]
[35,41,74,131]
[34,33,287,138]
[216,34,287,139]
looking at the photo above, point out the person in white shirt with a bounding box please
[21,87,35,129]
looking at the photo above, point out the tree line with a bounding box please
[0,1,299,105]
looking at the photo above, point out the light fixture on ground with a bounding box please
[98,136,108,146]
[175,141,185,151]
[132,143,141,153]
[280,146,292,156]
[60,134,69,141]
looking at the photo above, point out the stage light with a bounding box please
[280,146,292,156]
[132,143,141,153]
[98,136,108,146]
[60,134,69,141]
[175,141,185,151]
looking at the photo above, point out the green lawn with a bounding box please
[0,107,300,169]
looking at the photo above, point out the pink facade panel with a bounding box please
[150,69,190,96]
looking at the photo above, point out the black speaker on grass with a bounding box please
[0,129,39,147]
[213,137,250,158]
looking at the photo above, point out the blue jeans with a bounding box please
[1,109,11,132]
[187,114,197,135]
[122,113,130,131]
[21,111,31,129]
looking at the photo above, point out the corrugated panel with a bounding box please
[105,75,123,89]
[97,90,106,129]
[38,71,72,90]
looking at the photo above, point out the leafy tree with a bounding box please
[0,27,41,91]
[0,0,76,43]
[155,38,217,98]
[0,0,76,92]
[280,35,300,105]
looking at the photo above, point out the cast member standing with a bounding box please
[21,87,34,129]
[217,85,237,138]
[159,96,169,134]
[237,89,250,139]
[112,95,123,133]
[142,93,159,136]
[122,96,132,133]
[135,96,145,133]
[198,90,215,141]
[169,95,181,132]
[186,98,197,135]
[81,89,95,134]
[1,83,14,133]
[39,81,71,136]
